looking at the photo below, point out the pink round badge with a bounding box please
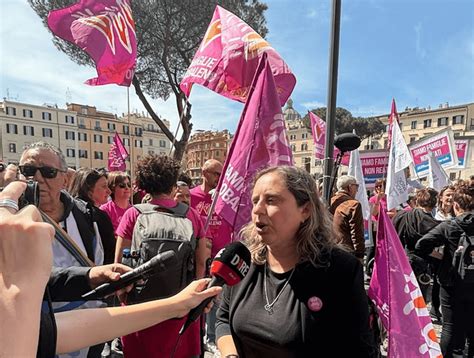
[307,296,323,312]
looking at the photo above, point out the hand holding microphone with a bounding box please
[179,241,251,334]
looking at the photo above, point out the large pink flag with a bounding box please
[368,210,441,357]
[180,5,295,106]
[108,132,129,171]
[387,98,400,149]
[308,111,350,165]
[214,54,293,233]
[48,0,136,86]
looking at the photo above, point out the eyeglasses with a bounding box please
[117,182,131,189]
[19,165,65,179]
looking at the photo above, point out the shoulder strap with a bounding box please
[134,202,189,218]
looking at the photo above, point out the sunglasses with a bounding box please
[117,182,131,189]
[19,165,65,179]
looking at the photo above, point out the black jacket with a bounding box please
[415,212,474,286]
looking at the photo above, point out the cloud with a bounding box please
[301,101,326,109]
[414,22,427,60]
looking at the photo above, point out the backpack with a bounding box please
[127,203,196,304]
[452,224,474,283]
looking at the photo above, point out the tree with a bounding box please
[28,0,268,160]
[302,107,385,140]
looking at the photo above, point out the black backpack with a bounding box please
[452,224,474,283]
[126,203,196,304]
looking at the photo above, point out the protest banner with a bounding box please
[408,128,458,178]
[454,139,470,168]
[358,150,389,187]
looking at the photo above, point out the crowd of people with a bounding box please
[1,140,474,358]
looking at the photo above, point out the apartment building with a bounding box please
[1,100,171,173]
[185,129,231,182]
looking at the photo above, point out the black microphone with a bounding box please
[179,241,251,335]
[81,250,177,300]
[334,133,361,153]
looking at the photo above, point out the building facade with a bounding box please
[185,130,231,182]
[1,100,171,173]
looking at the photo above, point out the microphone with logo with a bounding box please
[81,250,177,300]
[179,241,251,335]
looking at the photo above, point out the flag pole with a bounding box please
[127,87,133,182]
[322,0,341,203]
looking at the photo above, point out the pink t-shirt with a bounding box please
[116,198,204,358]
[190,185,233,258]
[100,200,131,233]
[369,194,387,222]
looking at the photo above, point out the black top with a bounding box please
[216,248,375,357]
[415,212,474,286]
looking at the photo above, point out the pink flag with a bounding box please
[214,54,293,233]
[368,210,442,357]
[108,132,129,171]
[180,5,296,106]
[308,111,350,165]
[48,0,136,86]
[387,99,400,149]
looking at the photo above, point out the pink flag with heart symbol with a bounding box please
[180,5,295,106]
[108,132,129,171]
[48,0,137,86]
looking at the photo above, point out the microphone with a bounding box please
[179,241,251,335]
[81,250,177,300]
[334,133,361,153]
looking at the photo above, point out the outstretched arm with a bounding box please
[55,279,221,354]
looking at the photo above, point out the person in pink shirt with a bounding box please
[115,155,210,358]
[190,159,233,353]
[100,171,132,233]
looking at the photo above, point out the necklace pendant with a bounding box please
[264,303,274,315]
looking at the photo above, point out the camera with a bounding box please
[19,180,40,208]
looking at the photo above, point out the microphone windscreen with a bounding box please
[210,241,251,286]
[334,133,361,152]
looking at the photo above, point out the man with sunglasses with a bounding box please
[19,141,107,358]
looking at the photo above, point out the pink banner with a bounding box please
[180,5,296,106]
[368,210,441,357]
[214,54,293,233]
[387,99,399,149]
[308,111,350,165]
[108,132,129,171]
[359,150,389,187]
[455,139,469,168]
[48,0,136,86]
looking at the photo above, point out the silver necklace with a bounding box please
[263,263,295,315]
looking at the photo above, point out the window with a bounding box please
[23,126,34,136]
[215,150,220,157]
[410,137,417,143]
[65,115,75,124]
[94,151,103,160]
[291,144,296,152]
[108,136,113,144]
[8,143,16,153]
[79,150,88,158]
[81,107,88,115]
[66,149,75,157]
[107,123,116,131]
[42,112,51,120]
[123,125,129,135]
[135,140,143,148]
[6,107,16,116]
[470,118,474,131]
[411,121,417,129]
[65,131,75,140]
[289,134,296,140]
[383,139,388,149]
[453,115,464,125]
[94,121,101,130]
[148,138,153,146]
[78,118,85,128]
[301,143,308,151]
[159,140,166,148]
[94,134,103,143]
[399,122,403,131]
[423,119,432,128]
[123,138,130,146]
[135,127,143,136]
[23,109,33,118]
[385,124,390,133]
[78,132,88,141]
[438,117,448,126]
[148,150,155,155]
[147,124,154,131]
[6,123,18,134]
[302,133,308,139]
[42,128,53,138]
[449,173,457,181]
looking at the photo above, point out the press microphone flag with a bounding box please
[179,241,251,334]
[81,251,177,300]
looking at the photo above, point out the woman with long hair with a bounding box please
[216,166,373,357]
[68,168,115,264]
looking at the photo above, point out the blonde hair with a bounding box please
[240,166,336,267]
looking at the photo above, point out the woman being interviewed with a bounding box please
[216,166,373,357]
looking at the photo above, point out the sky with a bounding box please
[1,0,473,136]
